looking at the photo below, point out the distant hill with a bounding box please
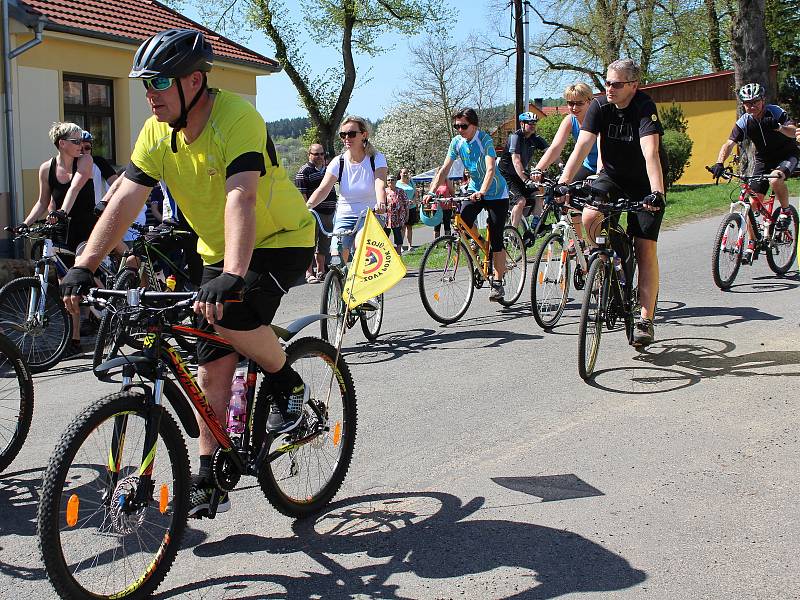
[267,117,310,139]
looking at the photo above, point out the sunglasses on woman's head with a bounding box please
[142,76,176,91]
[453,123,470,131]
[339,130,360,139]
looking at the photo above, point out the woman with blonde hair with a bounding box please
[306,115,388,263]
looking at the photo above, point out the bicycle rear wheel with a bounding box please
[711,214,744,290]
[38,392,190,600]
[359,293,384,340]
[0,333,33,473]
[497,225,527,307]
[530,232,570,329]
[766,204,798,275]
[253,337,357,518]
[418,235,474,324]
[578,258,608,380]
[320,269,346,345]
[0,276,71,373]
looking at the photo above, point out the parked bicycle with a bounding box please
[0,332,34,473]
[576,193,653,380]
[530,180,591,329]
[707,166,798,290]
[312,210,385,346]
[418,196,527,324]
[38,287,357,599]
[0,222,114,372]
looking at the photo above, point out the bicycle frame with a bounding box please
[723,185,776,255]
[551,208,590,278]
[451,213,494,282]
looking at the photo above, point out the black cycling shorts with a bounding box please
[589,173,664,242]
[751,154,800,194]
[460,197,510,252]
[196,246,313,365]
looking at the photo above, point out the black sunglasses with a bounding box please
[309,151,325,156]
[567,100,586,107]
[604,80,635,89]
[63,138,82,145]
[453,123,470,131]
[339,130,360,139]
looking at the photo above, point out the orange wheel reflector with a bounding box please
[561,251,567,262]
[66,494,79,527]
[159,484,169,514]
[545,250,551,261]
[560,278,566,291]
[433,292,440,302]
[538,271,544,285]
[333,422,342,447]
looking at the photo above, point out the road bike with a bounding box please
[93,221,196,374]
[577,194,654,381]
[418,197,527,324]
[708,167,798,290]
[530,181,591,329]
[37,287,357,599]
[0,332,33,473]
[0,222,115,372]
[312,210,384,346]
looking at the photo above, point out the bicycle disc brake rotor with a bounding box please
[110,475,148,534]
[212,447,241,492]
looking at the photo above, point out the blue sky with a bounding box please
[184,1,551,121]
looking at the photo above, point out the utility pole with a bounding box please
[513,0,524,119]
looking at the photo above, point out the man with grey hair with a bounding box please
[296,143,337,282]
[559,58,667,346]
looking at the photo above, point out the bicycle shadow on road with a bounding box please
[159,490,646,600]
[655,300,780,328]
[723,273,799,294]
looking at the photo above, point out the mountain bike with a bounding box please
[0,332,34,473]
[37,287,357,600]
[707,167,798,290]
[509,172,562,249]
[577,194,654,381]
[93,221,196,375]
[418,197,527,324]
[0,222,115,372]
[530,180,591,329]
[311,210,384,346]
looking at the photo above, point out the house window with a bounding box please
[63,75,115,163]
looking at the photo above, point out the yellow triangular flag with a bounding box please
[342,209,407,309]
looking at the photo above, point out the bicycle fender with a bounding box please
[271,313,330,342]
[162,377,200,438]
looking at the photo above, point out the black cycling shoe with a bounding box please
[266,383,308,434]
[632,318,654,347]
[188,475,230,518]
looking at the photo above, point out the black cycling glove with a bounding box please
[196,272,245,305]
[710,162,725,180]
[553,184,571,198]
[643,191,665,210]
[60,266,95,298]
[760,113,780,130]
[524,179,538,190]
[48,209,68,223]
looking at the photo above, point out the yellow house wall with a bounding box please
[9,31,267,219]
[656,100,738,186]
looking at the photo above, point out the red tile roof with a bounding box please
[16,0,279,72]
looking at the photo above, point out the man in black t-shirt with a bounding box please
[559,58,666,346]
[295,143,337,282]
[498,112,549,228]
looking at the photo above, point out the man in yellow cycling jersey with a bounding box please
[60,29,315,517]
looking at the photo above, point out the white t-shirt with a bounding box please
[327,151,387,217]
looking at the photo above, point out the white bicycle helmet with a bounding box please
[518,111,539,123]
[738,83,765,102]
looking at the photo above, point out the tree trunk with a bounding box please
[704,0,724,71]
[731,0,770,96]
[514,0,525,118]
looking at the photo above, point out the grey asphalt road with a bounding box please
[2,212,799,600]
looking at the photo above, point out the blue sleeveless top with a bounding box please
[570,115,598,173]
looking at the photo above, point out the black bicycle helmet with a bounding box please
[130,29,214,152]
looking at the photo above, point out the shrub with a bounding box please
[658,102,689,134]
[662,129,693,189]
[535,113,573,175]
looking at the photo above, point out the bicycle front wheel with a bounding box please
[320,269,346,345]
[419,235,474,324]
[497,225,527,307]
[93,269,139,374]
[578,258,608,380]
[0,333,33,473]
[253,337,357,518]
[38,392,190,600]
[766,204,798,275]
[0,276,71,373]
[711,214,744,290]
[531,232,570,329]
[359,293,384,340]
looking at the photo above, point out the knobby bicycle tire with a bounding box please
[578,258,608,380]
[765,204,798,275]
[92,269,139,374]
[530,232,570,329]
[0,333,33,473]
[711,213,744,290]
[0,276,71,373]
[359,293,384,340]
[418,235,475,324]
[251,337,357,518]
[320,268,346,345]
[38,391,190,600]
[497,226,527,307]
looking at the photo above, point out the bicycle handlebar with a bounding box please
[82,287,197,311]
[309,208,372,238]
[705,165,780,183]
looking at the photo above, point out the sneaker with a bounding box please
[188,475,230,518]
[632,318,654,347]
[743,240,756,264]
[266,383,308,434]
[489,283,505,302]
